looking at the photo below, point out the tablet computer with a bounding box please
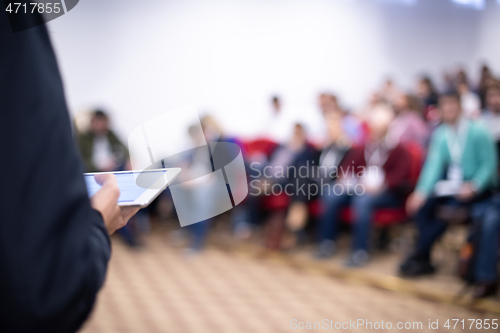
[84,168,181,207]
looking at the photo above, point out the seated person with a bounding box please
[402,93,500,299]
[416,76,439,109]
[78,109,129,172]
[480,81,500,157]
[242,123,318,241]
[286,113,352,233]
[168,122,218,253]
[387,93,430,149]
[78,110,140,246]
[321,93,366,145]
[315,107,411,266]
[316,112,352,182]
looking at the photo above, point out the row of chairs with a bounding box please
[240,138,424,249]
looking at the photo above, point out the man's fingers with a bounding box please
[94,173,117,186]
[121,207,140,223]
[93,174,120,202]
[106,207,126,235]
[90,174,140,234]
[109,207,138,235]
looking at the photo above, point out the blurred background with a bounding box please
[46,0,500,332]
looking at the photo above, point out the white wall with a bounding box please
[48,0,500,140]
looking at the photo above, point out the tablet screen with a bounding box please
[84,171,166,203]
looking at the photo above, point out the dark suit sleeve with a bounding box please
[0,13,111,333]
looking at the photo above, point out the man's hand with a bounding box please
[406,191,426,216]
[90,173,139,234]
[456,182,477,202]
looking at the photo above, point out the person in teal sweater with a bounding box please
[401,93,500,299]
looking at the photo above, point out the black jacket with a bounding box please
[0,13,110,333]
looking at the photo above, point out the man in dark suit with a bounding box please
[0,12,137,333]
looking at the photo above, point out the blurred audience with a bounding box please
[315,107,411,267]
[239,123,318,245]
[282,124,320,233]
[83,64,500,298]
[150,64,499,298]
[317,112,352,179]
[171,116,239,253]
[401,93,499,298]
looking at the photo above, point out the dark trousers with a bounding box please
[413,195,500,283]
[187,219,211,250]
[318,190,402,252]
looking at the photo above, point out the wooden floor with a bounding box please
[79,233,500,333]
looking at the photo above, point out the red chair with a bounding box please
[259,141,424,248]
[242,138,279,161]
